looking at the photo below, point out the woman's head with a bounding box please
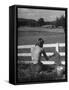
[36,38,44,47]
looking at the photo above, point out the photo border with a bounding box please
[14,5,67,85]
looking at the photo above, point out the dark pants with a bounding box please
[29,63,42,73]
[29,62,54,73]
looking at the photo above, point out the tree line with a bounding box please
[17,15,65,31]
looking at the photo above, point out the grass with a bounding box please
[18,27,65,45]
[17,63,65,82]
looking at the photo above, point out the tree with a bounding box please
[55,17,60,28]
[38,18,45,26]
[55,16,65,32]
[60,16,65,28]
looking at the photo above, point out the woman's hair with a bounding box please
[36,38,44,47]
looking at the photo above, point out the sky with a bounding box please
[18,8,65,21]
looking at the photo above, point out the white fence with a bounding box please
[18,43,65,57]
[18,43,65,65]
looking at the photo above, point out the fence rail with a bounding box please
[18,52,65,56]
[18,43,65,49]
[18,61,65,65]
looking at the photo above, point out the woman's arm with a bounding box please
[42,49,49,60]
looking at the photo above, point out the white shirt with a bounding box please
[31,46,43,64]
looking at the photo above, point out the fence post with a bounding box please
[56,43,59,53]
